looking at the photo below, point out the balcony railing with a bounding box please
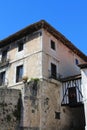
[48,70,61,81]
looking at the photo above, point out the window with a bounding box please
[51,63,57,79]
[16,65,23,82]
[51,40,56,50]
[2,49,7,62]
[75,59,79,65]
[68,87,77,106]
[18,42,24,52]
[0,71,6,85]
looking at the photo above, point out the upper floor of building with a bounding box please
[0,20,86,88]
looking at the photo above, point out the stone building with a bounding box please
[0,20,87,130]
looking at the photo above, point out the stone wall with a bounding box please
[20,79,40,129]
[61,106,85,130]
[21,79,85,130]
[21,79,61,130]
[0,88,21,130]
[0,80,85,130]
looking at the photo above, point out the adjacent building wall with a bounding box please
[80,68,87,130]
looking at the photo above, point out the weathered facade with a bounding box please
[0,88,21,130]
[0,20,87,130]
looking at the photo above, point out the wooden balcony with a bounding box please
[61,74,83,107]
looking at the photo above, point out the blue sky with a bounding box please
[0,0,87,55]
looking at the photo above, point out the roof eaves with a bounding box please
[42,20,87,62]
[78,63,87,69]
[0,20,44,47]
[61,74,81,82]
[0,20,87,62]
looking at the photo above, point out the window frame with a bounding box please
[17,42,24,52]
[50,40,56,50]
[51,63,57,79]
[16,65,23,83]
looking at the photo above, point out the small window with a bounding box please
[0,71,6,85]
[75,59,79,65]
[51,63,57,79]
[55,112,60,119]
[16,65,23,82]
[18,42,24,52]
[51,40,56,50]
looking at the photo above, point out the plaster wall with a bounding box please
[81,69,87,130]
[0,31,43,88]
[42,30,85,78]
[0,29,85,88]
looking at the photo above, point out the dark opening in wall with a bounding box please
[18,41,24,52]
[51,40,56,50]
[55,111,60,119]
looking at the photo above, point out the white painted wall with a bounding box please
[81,68,87,130]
